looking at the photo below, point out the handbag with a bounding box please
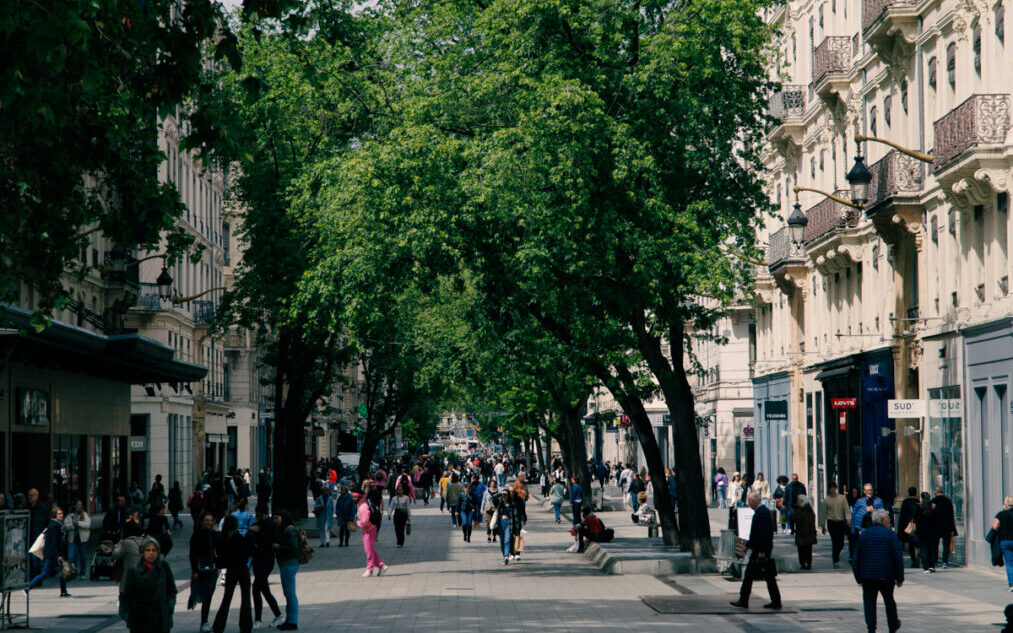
[489,510,499,531]
[61,561,77,581]
[29,532,46,560]
[512,535,524,552]
[347,520,358,532]
[406,518,412,536]
[904,522,916,535]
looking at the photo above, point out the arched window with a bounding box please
[883,95,892,127]
[947,42,956,87]
[870,106,878,137]
[973,22,982,74]
[928,57,937,88]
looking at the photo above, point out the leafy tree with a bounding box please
[377,0,776,553]
[0,0,292,316]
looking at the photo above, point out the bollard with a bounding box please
[648,523,658,538]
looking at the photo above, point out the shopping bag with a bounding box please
[406,520,412,536]
[347,520,358,532]
[512,535,524,552]
[29,532,46,560]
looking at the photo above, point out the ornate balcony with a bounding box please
[768,85,807,153]
[862,0,919,77]
[194,300,215,327]
[767,227,806,293]
[812,36,853,105]
[933,94,1012,207]
[803,191,864,274]
[865,150,925,243]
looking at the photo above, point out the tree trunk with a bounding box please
[632,314,713,557]
[358,431,380,483]
[523,436,533,472]
[533,433,546,474]
[616,390,679,546]
[544,429,553,470]
[271,333,309,520]
[561,405,592,510]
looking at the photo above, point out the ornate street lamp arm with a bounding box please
[172,285,227,304]
[792,186,863,210]
[854,134,934,164]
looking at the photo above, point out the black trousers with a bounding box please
[920,535,940,570]
[903,536,919,566]
[861,579,899,632]
[827,520,846,564]
[940,532,952,564]
[338,522,351,546]
[393,509,408,546]
[252,559,281,622]
[214,565,252,633]
[738,557,781,607]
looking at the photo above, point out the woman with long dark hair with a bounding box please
[388,483,411,548]
[188,512,218,632]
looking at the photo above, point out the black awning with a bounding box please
[1,304,207,384]
[815,365,858,381]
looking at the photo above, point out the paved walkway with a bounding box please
[12,490,1012,632]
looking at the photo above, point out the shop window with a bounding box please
[947,43,956,87]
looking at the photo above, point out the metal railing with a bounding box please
[933,94,1011,171]
[813,36,853,85]
[193,300,215,326]
[767,226,805,268]
[866,150,924,207]
[136,282,164,309]
[862,0,914,33]
[769,86,807,121]
[804,190,860,244]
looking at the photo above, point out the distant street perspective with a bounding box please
[3,0,1013,632]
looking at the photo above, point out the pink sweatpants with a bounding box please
[362,527,384,571]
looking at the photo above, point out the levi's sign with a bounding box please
[887,399,926,418]
[831,397,857,409]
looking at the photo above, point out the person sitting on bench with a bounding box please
[633,492,656,524]
[570,507,615,552]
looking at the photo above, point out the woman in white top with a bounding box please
[387,485,411,548]
[727,473,743,508]
[751,472,771,503]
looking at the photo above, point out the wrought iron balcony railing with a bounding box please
[136,283,164,309]
[804,190,860,244]
[862,0,914,32]
[933,94,1011,171]
[769,86,807,121]
[812,36,852,85]
[767,226,805,268]
[866,150,924,208]
[193,299,215,326]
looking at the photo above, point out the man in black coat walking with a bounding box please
[932,487,957,567]
[784,474,806,535]
[897,487,920,568]
[730,491,782,610]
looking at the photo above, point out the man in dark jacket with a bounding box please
[852,508,903,633]
[730,492,782,610]
[784,474,806,534]
[897,487,920,568]
[932,487,957,568]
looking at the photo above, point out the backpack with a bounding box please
[296,529,314,564]
[368,501,382,527]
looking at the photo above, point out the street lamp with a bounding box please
[787,197,808,247]
[156,265,174,300]
[845,153,873,208]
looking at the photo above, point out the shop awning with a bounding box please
[1,304,207,384]
[815,365,858,381]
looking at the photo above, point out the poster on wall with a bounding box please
[764,400,787,422]
[16,388,50,426]
[1,511,31,591]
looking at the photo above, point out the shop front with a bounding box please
[816,348,896,505]
[754,372,792,482]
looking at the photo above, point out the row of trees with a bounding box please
[9,0,779,554]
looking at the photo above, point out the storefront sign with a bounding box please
[887,399,926,418]
[764,400,788,421]
[129,436,147,451]
[839,411,847,431]
[831,397,857,409]
[742,425,755,437]
[16,389,49,426]
[928,399,962,418]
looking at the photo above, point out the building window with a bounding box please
[820,149,826,171]
[947,43,956,87]
[811,156,816,179]
[883,95,892,127]
[792,35,797,62]
[832,0,836,13]
[869,106,878,137]
[931,214,939,243]
[819,4,824,28]
[928,57,937,88]
[998,2,1006,45]
[901,80,908,113]
[974,22,982,74]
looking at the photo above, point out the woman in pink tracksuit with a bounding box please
[356,482,388,577]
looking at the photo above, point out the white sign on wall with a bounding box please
[928,399,962,419]
[887,399,926,419]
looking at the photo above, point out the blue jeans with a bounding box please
[1001,540,1013,586]
[68,541,87,576]
[552,502,561,521]
[497,474,507,487]
[278,562,298,624]
[499,518,512,558]
[718,487,727,509]
[28,557,66,593]
[571,501,582,526]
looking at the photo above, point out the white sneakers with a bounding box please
[253,622,263,629]
[272,615,287,627]
[377,564,389,576]
[362,569,373,577]
[200,624,212,633]
[565,543,579,553]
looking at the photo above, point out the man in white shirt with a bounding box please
[494,461,506,487]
